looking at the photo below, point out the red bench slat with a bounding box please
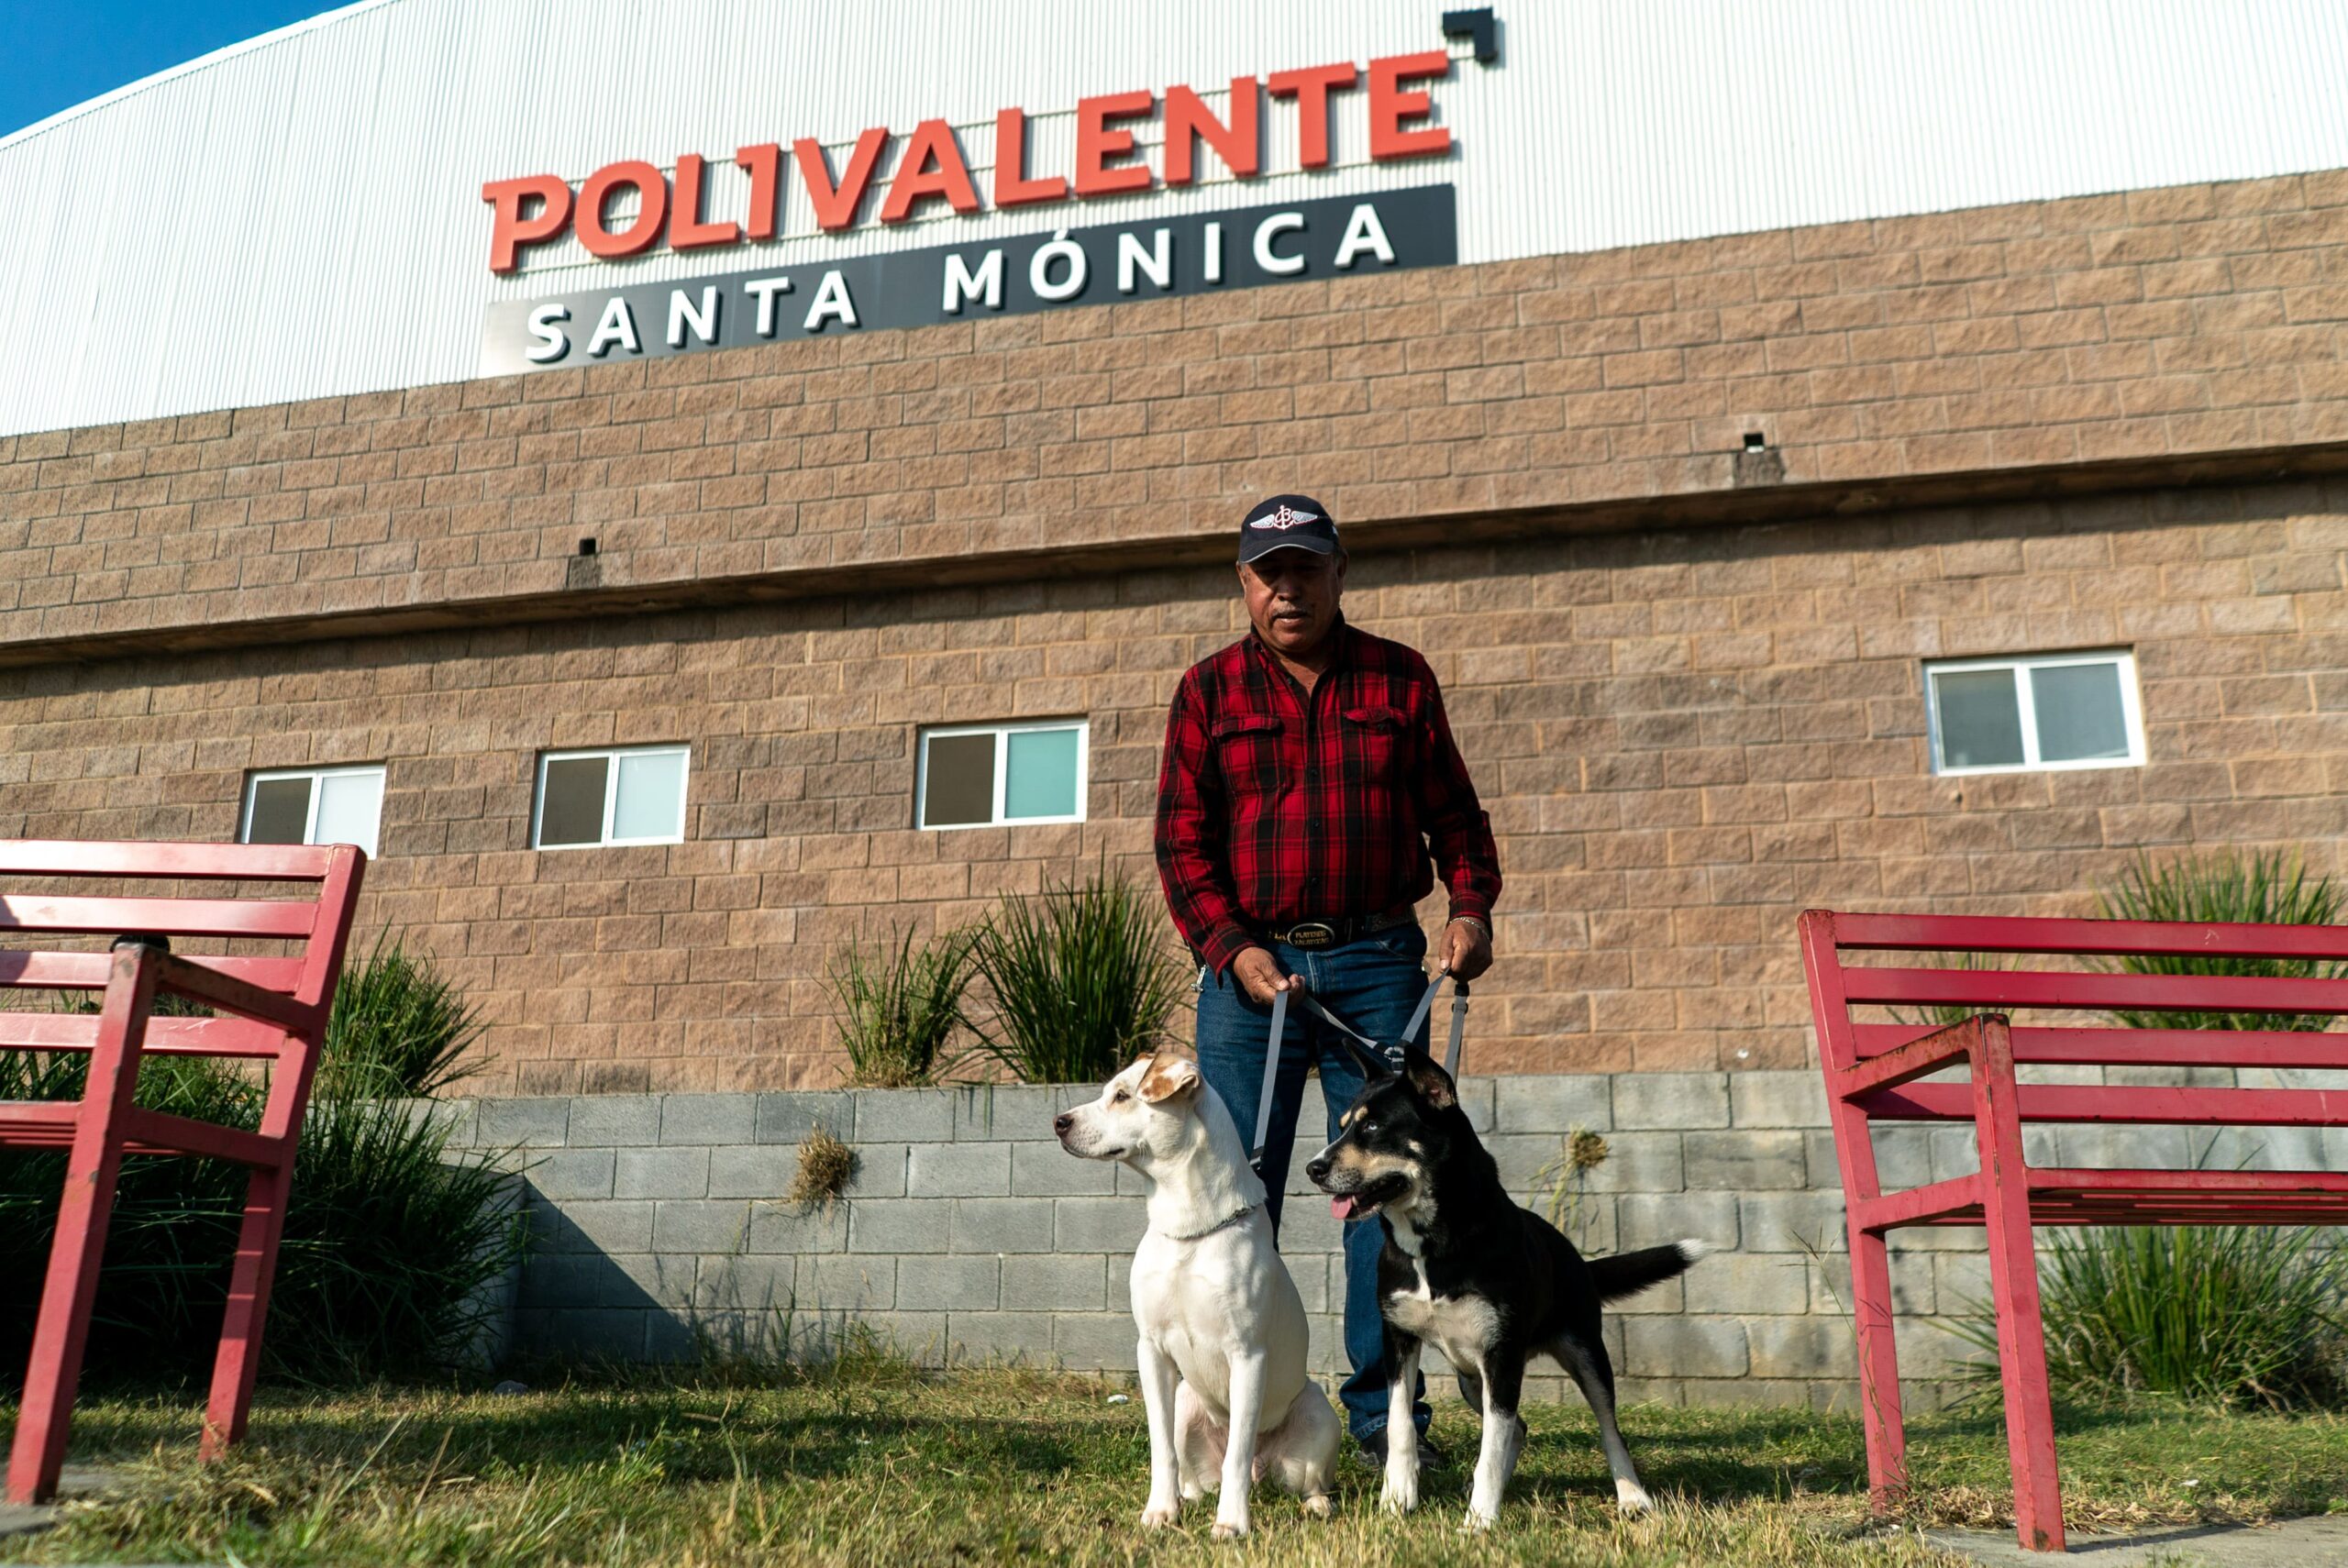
[1840,963,2348,1016]
[1862,1081,2348,1127]
[1852,1021,2348,1069]
[0,895,316,940]
[0,841,338,880]
[1825,911,2348,961]
[0,1013,288,1058]
[116,1109,281,1168]
[0,1103,79,1137]
[0,952,307,994]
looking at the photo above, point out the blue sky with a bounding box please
[1,1,344,138]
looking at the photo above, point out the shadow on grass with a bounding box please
[42,1378,1137,1491]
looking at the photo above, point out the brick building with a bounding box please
[7,2,2348,1099]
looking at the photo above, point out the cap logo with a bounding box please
[1249,504,1323,531]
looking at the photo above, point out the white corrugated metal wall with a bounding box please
[4,0,2345,436]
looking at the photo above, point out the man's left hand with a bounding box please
[1439,917,1493,983]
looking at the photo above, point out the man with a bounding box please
[1154,492,1501,1467]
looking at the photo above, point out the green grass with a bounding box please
[10,1364,2347,1566]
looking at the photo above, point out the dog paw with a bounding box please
[1615,1482,1653,1517]
[1461,1507,1498,1533]
[1211,1518,1249,1541]
[1303,1493,1334,1520]
[1139,1501,1179,1529]
[1380,1477,1419,1515]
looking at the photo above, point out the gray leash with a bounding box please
[1445,977,1471,1077]
[1248,966,1469,1171]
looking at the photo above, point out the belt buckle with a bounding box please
[1286,921,1336,951]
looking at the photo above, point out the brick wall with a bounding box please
[1,174,2346,661]
[4,477,2347,1090]
[458,1070,2347,1408]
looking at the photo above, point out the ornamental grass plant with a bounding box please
[826,924,978,1088]
[972,868,1185,1084]
[318,933,488,1098]
[0,939,525,1386]
[1952,1222,2348,1409]
[2097,848,2348,1032]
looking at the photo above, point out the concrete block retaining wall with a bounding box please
[434,1070,2348,1411]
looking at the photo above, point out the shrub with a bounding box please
[971,868,1184,1084]
[2097,849,2348,1032]
[0,944,524,1386]
[827,925,977,1088]
[1954,1224,2348,1408]
[319,936,486,1099]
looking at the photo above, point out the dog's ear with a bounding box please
[1335,1033,1397,1084]
[1400,1044,1457,1110]
[1137,1051,1201,1104]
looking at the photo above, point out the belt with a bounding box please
[1264,907,1417,951]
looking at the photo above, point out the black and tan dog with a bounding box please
[1305,1042,1702,1529]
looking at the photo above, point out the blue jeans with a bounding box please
[1192,923,1432,1444]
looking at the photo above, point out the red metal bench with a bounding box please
[1800,909,2348,1553]
[0,840,365,1504]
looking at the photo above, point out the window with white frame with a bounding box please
[1925,651,2144,775]
[917,720,1089,830]
[533,745,690,848]
[242,765,386,857]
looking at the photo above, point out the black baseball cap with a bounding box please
[1237,493,1340,565]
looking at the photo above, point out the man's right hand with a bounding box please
[1230,946,1302,1005]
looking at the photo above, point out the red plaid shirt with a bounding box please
[1155,620,1501,975]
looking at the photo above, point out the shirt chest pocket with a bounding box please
[1212,712,1284,798]
[1340,704,1408,787]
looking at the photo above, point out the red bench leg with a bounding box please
[1974,1021,2066,1553]
[202,1160,294,1458]
[201,1030,316,1462]
[1847,1220,1908,1511]
[6,948,158,1505]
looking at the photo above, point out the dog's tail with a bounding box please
[1587,1239,1709,1304]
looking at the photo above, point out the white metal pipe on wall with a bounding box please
[3,0,2344,436]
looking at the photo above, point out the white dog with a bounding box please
[1055,1047,1339,1538]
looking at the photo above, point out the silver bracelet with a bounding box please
[1448,914,1490,940]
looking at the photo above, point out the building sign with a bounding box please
[480,184,1456,375]
[479,53,1456,273]
[476,50,1465,376]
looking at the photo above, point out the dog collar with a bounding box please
[1166,1203,1256,1242]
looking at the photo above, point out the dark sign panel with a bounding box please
[479,184,1456,376]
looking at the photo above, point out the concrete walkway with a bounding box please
[0,1464,119,1540]
[1930,1515,2348,1566]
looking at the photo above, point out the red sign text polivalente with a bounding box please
[480,52,1453,273]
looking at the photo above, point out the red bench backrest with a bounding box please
[1800,909,2348,1123]
[0,839,365,1061]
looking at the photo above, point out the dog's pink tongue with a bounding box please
[1330,1196,1361,1220]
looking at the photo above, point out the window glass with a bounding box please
[614,749,686,840]
[245,777,312,845]
[2031,662,2130,763]
[538,756,610,846]
[1004,728,1080,820]
[922,734,997,827]
[312,770,384,856]
[1933,668,2027,770]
